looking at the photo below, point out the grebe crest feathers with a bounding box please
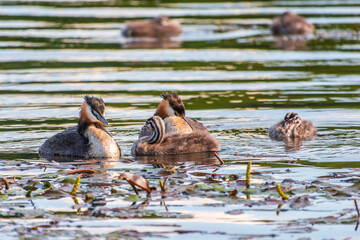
[155,92,185,119]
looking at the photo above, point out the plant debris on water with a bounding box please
[1,156,360,239]
[1,0,360,239]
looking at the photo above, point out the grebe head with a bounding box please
[155,92,185,119]
[283,112,301,127]
[154,15,170,25]
[282,11,293,17]
[81,95,108,125]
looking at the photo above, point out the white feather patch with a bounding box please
[86,104,98,122]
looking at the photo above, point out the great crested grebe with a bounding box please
[132,116,220,156]
[132,93,220,155]
[271,11,315,36]
[39,96,121,159]
[122,15,182,38]
[269,112,317,140]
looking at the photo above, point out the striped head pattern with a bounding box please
[144,115,165,144]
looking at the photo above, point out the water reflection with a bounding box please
[40,155,120,169]
[270,138,307,152]
[122,38,182,49]
[272,38,309,50]
[134,152,222,168]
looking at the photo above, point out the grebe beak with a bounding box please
[96,113,108,125]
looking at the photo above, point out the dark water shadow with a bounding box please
[133,152,222,168]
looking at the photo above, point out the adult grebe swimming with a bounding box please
[269,112,317,140]
[132,93,220,156]
[39,96,120,159]
[122,15,182,38]
[271,11,315,36]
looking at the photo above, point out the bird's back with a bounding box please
[122,20,181,38]
[133,131,220,156]
[184,117,208,132]
[300,120,317,139]
[39,126,89,157]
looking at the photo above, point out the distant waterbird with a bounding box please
[122,15,182,38]
[271,11,315,36]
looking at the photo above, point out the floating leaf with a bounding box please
[290,196,311,209]
[42,189,69,197]
[124,194,147,202]
[68,169,96,175]
[225,209,243,215]
[60,178,77,184]
[24,186,38,191]
[0,194,8,200]
[43,181,52,189]
[119,173,150,195]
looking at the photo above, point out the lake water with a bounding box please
[0,0,360,239]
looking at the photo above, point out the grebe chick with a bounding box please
[39,96,120,159]
[269,112,317,140]
[154,92,208,133]
[132,116,220,156]
[122,15,182,38]
[271,11,315,36]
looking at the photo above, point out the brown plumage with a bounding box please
[39,96,121,159]
[269,112,317,140]
[122,15,182,38]
[271,11,315,36]
[154,92,208,133]
[132,116,220,156]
